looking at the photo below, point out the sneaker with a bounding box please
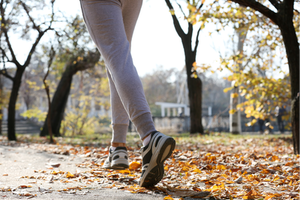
[103,147,129,169]
[139,131,176,187]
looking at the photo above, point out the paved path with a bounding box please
[0,145,165,200]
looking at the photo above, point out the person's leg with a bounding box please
[108,0,145,146]
[80,0,175,186]
[80,0,131,170]
[80,0,155,141]
[107,71,128,146]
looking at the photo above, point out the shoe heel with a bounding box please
[158,138,175,163]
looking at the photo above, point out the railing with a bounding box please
[153,114,290,134]
[1,119,42,134]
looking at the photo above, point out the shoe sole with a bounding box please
[103,159,129,170]
[111,164,129,169]
[103,149,129,170]
[103,163,129,170]
[111,158,129,169]
[139,137,175,187]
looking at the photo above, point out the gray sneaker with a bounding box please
[103,147,129,169]
[139,131,176,187]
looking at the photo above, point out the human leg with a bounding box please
[121,3,175,185]
[80,0,155,140]
[80,0,175,185]
[107,71,129,146]
[102,71,129,169]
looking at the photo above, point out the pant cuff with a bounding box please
[132,112,156,140]
[111,124,128,144]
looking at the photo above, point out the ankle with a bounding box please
[111,142,126,147]
[110,142,126,151]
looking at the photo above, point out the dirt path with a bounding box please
[0,145,165,200]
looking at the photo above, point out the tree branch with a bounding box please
[229,0,278,25]
[193,25,202,53]
[71,50,101,73]
[20,1,40,32]
[176,2,187,19]
[43,45,56,143]
[0,69,14,81]
[0,47,10,62]
[0,0,21,68]
[268,0,280,10]
[22,0,56,67]
[165,0,186,39]
[197,2,204,11]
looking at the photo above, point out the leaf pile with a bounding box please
[0,135,299,199]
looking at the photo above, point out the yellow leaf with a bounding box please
[118,169,131,174]
[129,161,141,170]
[182,166,189,172]
[193,168,202,173]
[269,125,274,129]
[193,62,197,67]
[216,165,226,170]
[169,9,175,15]
[51,171,58,175]
[66,172,75,178]
[223,87,233,93]
[231,93,239,98]
[229,109,236,114]
[164,196,174,200]
[265,195,275,200]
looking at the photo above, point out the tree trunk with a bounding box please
[230,84,241,134]
[277,12,299,154]
[0,108,2,135]
[186,55,203,134]
[164,0,204,134]
[40,51,100,137]
[0,75,2,135]
[40,66,74,137]
[292,95,299,154]
[7,67,25,140]
[230,24,247,134]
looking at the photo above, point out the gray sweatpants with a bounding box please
[80,0,156,143]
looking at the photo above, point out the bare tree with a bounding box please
[0,0,56,140]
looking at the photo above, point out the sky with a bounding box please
[57,0,224,77]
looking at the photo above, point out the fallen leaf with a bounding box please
[47,163,61,168]
[129,161,141,170]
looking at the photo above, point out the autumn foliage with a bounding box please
[0,134,298,199]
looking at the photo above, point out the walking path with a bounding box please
[0,144,165,200]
